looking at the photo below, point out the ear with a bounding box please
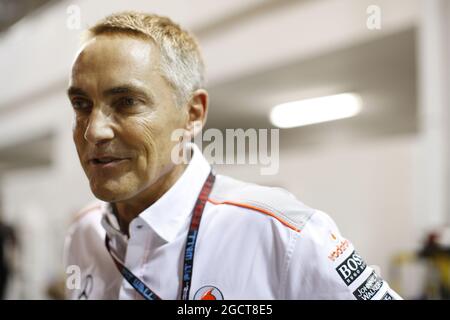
[185,89,209,139]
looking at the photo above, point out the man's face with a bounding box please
[68,34,188,202]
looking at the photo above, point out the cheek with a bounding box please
[120,110,183,172]
[135,118,158,147]
[124,116,161,168]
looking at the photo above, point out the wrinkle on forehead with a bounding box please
[70,35,161,87]
[68,33,179,108]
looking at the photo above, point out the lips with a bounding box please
[88,155,130,168]
[91,157,122,164]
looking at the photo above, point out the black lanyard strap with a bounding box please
[104,170,216,300]
[105,235,162,300]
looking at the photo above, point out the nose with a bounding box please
[84,108,115,145]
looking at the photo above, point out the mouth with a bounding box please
[88,157,130,168]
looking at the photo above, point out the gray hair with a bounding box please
[85,11,205,107]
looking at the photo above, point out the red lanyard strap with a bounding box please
[180,170,215,300]
[104,170,216,300]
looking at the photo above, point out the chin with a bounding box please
[91,188,120,202]
[89,180,131,203]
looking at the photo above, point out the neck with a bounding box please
[113,163,187,235]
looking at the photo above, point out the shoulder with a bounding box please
[63,201,120,299]
[69,201,104,227]
[66,200,106,240]
[208,174,316,233]
[206,174,346,262]
[64,200,107,266]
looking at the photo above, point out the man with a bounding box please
[64,11,401,300]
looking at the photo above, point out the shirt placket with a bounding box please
[120,218,151,300]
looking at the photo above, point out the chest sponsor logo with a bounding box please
[328,239,350,262]
[336,250,367,285]
[353,271,384,300]
[194,285,224,300]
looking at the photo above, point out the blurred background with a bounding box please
[0,0,449,299]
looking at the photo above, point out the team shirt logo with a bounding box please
[336,250,367,285]
[328,239,350,262]
[194,286,224,300]
[77,274,93,300]
[328,235,394,300]
[353,271,384,300]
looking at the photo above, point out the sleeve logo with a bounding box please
[381,292,394,300]
[336,250,367,285]
[353,271,384,300]
[328,239,350,262]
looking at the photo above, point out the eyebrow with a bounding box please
[67,84,154,103]
[67,86,89,97]
[103,85,154,103]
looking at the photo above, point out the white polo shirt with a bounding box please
[64,143,402,300]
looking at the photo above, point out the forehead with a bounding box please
[70,34,160,89]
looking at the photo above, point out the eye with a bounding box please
[116,97,138,108]
[71,98,92,111]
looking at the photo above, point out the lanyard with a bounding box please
[104,170,216,300]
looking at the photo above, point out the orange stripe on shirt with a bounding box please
[207,198,300,232]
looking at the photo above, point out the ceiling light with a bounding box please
[270,93,362,128]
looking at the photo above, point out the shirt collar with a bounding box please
[102,142,211,243]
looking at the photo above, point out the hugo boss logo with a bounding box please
[336,250,367,285]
